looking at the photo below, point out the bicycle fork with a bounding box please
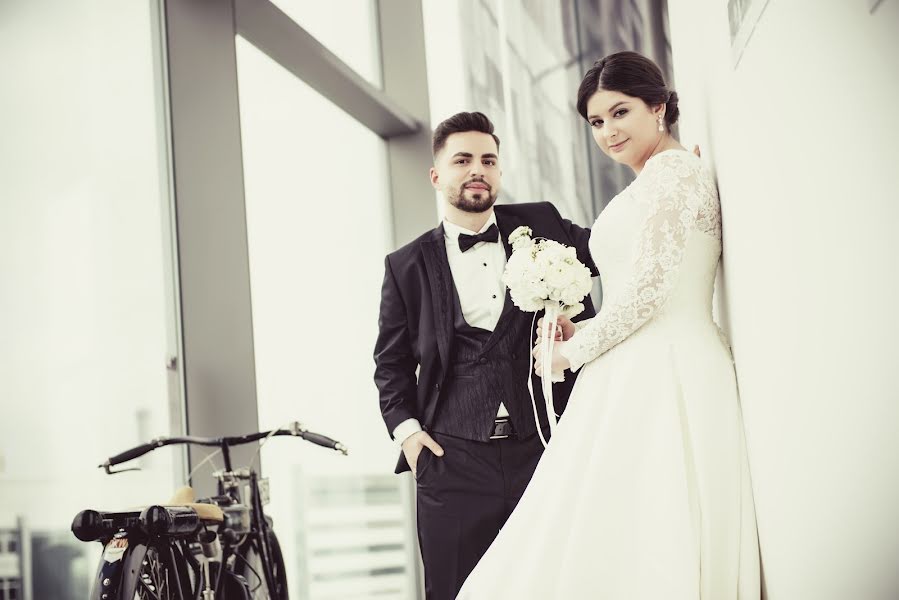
[198,528,220,600]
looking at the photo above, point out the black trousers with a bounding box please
[414,430,545,600]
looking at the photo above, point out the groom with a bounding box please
[373,112,597,599]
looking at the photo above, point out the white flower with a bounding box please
[508,226,534,251]
[502,231,592,318]
[560,302,584,319]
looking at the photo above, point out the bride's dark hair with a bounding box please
[576,51,679,127]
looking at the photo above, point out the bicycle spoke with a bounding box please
[136,576,160,600]
[133,548,173,600]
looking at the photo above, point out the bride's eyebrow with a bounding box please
[587,101,629,121]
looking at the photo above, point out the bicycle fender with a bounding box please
[89,535,146,600]
[118,540,150,599]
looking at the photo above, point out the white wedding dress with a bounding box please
[457,150,760,599]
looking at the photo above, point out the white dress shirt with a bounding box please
[393,213,511,445]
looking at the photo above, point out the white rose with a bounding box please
[508,226,534,251]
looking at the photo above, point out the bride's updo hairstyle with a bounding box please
[576,51,679,128]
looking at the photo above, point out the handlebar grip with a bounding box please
[107,441,158,466]
[301,431,347,454]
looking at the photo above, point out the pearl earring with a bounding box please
[657,115,665,132]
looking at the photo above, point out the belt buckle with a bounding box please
[490,418,511,440]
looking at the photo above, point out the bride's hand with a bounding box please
[536,315,576,342]
[533,340,572,377]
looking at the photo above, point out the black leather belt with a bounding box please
[490,418,516,439]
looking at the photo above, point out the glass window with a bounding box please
[0,2,176,598]
[269,0,382,86]
[235,36,417,599]
[422,0,594,225]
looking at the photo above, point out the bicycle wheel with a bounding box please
[119,541,194,600]
[234,530,288,600]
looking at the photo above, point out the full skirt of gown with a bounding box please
[457,317,760,598]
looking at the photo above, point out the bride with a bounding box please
[457,51,760,598]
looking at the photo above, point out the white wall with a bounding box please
[666,1,899,598]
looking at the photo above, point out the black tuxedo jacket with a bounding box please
[374,202,598,473]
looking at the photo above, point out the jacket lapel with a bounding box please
[480,210,526,353]
[421,225,453,375]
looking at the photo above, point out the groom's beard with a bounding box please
[448,181,497,213]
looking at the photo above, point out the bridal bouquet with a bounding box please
[502,226,593,446]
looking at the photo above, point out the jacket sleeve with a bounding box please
[373,256,419,435]
[548,202,599,277]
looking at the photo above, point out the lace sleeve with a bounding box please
[561,153,706,371]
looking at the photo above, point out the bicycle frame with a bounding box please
[210,468,280,599]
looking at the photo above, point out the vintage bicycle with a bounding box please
[71,422,347,599]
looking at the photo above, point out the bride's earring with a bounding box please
[657,114,665,132]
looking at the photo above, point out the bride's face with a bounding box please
[586,89,665,171]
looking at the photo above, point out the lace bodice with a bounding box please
[561,150,724,371]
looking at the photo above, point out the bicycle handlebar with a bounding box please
[100,422,347,472]
[107,440,164,466]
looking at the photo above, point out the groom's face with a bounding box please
[430,131,502,213]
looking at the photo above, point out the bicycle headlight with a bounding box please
[140,505,200,537]
[71,509,104,542]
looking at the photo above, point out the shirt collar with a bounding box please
[443,211,498,245]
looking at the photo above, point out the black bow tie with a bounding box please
[458,223,500,252]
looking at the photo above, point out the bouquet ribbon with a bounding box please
[527,303,561,448]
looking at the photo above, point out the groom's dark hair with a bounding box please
[432,111,501,158]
